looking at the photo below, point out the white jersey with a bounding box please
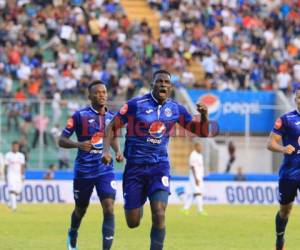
[5,152,25,178]
[189,150,204,180]
[188,150,204,193]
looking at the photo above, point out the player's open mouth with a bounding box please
[159,89,167,94]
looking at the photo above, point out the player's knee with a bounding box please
[75,206,88,218]
[152,209,165,227]
[279,209,291,219]
[127,219,140,228]
[103,207,114,217]
[279,205,293,219]
[102,203,114,215]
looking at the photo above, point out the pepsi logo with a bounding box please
[91,132,104,150]
[198,93,220,114]
[149,121,166,138]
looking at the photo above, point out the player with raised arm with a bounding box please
[102,69,210,250]
[4,141,25,212]
[59,81,123,250]
[267,87,300,250]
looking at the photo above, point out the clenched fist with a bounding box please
[283,144,295,155]
[197,102,208,121]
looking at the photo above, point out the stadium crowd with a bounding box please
[0,0,300,102]
[148,0,300,92]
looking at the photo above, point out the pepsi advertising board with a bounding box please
[188,90,276,133]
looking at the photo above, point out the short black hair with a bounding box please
[88,80,106,92]
[12,140,19,145]
[153,69,171,79]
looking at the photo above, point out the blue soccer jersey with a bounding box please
[116,92,193,165]
[272,110,300,180]
[62,106,114,178]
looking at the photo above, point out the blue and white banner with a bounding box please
[187,90,275,133]
[1,180,298,205]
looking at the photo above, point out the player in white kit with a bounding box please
[183,141,206,215]
[4,141,25,211]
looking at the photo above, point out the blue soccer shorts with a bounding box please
[278,179,300,205]
[122,162,170,210]
[73,172,116,207]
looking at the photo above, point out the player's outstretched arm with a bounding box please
[267,132,295,154]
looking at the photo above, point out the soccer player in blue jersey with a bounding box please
[102,69,210,250]
[59,81,123,250]
[267,88,300,250]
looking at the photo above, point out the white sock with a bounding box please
[10,193,17,211]
[183,194,193,210]
[195,195,203,212]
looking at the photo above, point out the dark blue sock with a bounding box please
[275,212,288,248]
[150,227,166,250]
[102,214,115,250]
[70,211,82,231]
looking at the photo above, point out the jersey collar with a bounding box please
[89,106,107,115]
[150,91,170,105]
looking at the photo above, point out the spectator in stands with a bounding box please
[225,140,236,173]
[32,114,49,148]
[19,136,30,165]
[43,164,56,180]
[50,124,70,169]
[20,105,33,139]
[234,166,247,181]
[6,101,22,132]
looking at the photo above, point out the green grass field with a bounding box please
[1,204,300,250]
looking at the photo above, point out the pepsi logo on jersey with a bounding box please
[149,121,166,139]
[91,132,104,150]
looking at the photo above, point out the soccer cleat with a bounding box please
[67,229,78,250]
[275,245,285,250]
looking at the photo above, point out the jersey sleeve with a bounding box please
[272,115,286,136]
[62,112,78,138]
[115,99,136,125]
[177,104,193,126]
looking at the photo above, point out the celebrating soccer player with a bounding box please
[267,87,300,250]
[102,69,210,250]
[59,81,123,250]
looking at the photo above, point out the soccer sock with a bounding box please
[150,226,166,250]
[275,212,288,248]
[183,194,193,210]
[195,195,203,212]
[70,211,83,231]
[102,213,115,250]
[10,193,17,211]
